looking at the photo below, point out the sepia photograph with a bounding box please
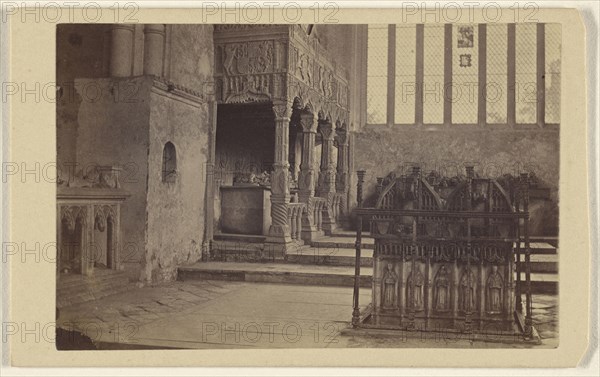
[53,20,563,351]
[1,0,596,371]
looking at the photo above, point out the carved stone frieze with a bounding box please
[214,25,349,115]
[223,41,274,75]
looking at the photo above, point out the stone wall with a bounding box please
[74,77,151,281]
[145,89,210,282]
[56,24,111,166]
[316,24,355,73]
[141,24,214,283]
[57,24,215,282]
[351,126,559,236]
[168,25,214,94]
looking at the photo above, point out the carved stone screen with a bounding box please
[486,24,508,124]
[366,24,388,124]
[394,25,416,124]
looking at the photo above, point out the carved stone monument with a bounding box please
[351,166,533,335]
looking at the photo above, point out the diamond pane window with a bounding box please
[452,24,478,124]
[486,24,508,124]
[395,25,416,124]
[545,23,561,124]
[515,23,537,124]
[423,25,444,124]
[367,25,388,124]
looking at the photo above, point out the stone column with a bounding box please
[110,24,135,77]
[266,101,293,252]
[143,24,165,76]
[317,118,337,234]
[335,124,349,222]
[202,101,218,261]
[297,109,319,241]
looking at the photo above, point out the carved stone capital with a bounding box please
[299,110,317,133]
[272,101,292,120]
[334,127,348,146]
[318,120,335,140]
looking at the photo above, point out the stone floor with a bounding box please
[56,280,558,349]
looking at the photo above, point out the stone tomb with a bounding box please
[220,185,272,236]
[351,167,535,337]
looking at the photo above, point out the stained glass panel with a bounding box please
[452,24,478,124]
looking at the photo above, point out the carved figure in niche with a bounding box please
[323,70,334,99]
[407,267,424,310]
[473,183,488,205]
[296,54,312,85]
[253,41,273,73]
[381,263,398,309]
[400,177,417,201]
[224,44,246,75]
[317,66,325,95]
[486,265,504,314]
[434,265,450,312]
[459,269,477,312]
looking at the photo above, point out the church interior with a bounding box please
[56,23,560,347]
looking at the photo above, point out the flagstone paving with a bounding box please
[57,280,558,349]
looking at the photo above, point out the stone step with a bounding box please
[178,262,373,288]
[517,242,557,255]
[285,246,373,267]
[530,236,558,248]
[311,235,375,250]
[214,233,266,243]
[517,254,558,273]
[209,239,306,262]
[333,230,558,246]
[177,262,554,294]
[211,235,558,273]
[515,272,558,295]
[331,229,372,238]
[286,246,557,271]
